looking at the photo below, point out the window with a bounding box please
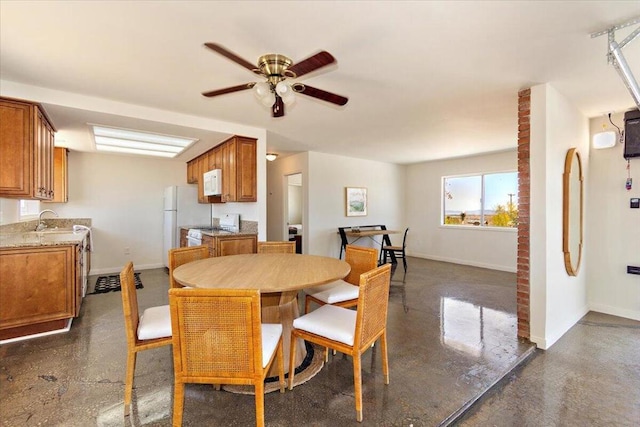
[443,171,518,228]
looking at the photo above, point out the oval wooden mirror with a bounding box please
[563,148,583,276]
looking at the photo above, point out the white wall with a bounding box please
[266,151,405,257]
[586,112,640,320]
[0,199,21,224]
[529,83,590,349]
[405,150,518,272]
[307,152,405,257]
[44,151,185,274]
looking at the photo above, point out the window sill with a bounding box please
[439,225,517,233]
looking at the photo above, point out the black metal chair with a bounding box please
[381,228,409,281]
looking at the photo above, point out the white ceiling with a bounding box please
[1,1,639,164]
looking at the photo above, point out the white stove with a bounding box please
[219,213,240,232]
[186,214,240,246]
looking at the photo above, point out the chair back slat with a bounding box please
[354,264,392,349]
[169,289,262,379]
[120,262,140,346]
[168,246,210,288]
[401,227,409,248]
[257,241,295,254]
[344,245,379,285]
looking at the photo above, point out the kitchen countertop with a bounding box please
[0,228,90,249]
[180,226,257,237]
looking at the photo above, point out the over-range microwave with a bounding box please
[203,169,222,196]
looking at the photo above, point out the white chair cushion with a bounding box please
[261,323,283,368]
[306,279,359,304]
[293,304,356,346]
[137,305,172,340]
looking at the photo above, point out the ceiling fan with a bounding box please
[201,43,348,117]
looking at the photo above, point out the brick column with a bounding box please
[517,89,531,340]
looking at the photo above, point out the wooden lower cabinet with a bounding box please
[202,234,215,257]
[179,230,257,258]
[216,235,257,257]
[0,245,82,340]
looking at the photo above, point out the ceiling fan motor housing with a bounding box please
[258,54,293,86]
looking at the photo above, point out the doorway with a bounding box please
[286,173,303,253]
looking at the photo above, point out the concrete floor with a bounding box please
[0,257,636,426]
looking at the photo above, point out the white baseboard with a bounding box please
[531,304,590,350]
[589,304,640,321]
[408,252,516,273]
[89,263,165,276]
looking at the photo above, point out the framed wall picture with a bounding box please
[345,187,367,216]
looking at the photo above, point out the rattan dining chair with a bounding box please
[120,262,172,416]
[290,263,392,423]
[304,245,378,313]
[381,227,409,281]
[168,245,209,288]
[257,241,295,254]
[168,288,285,427]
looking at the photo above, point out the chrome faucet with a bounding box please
[36,209,58,231]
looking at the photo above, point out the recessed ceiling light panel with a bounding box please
[90,125,198,158]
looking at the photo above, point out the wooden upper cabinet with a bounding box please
[44,147,68,203]
[207,150,217,170]
[0,97,56,200]
[213,145,223,169]
[221,139,235,202]
[235,137,257,202]
[186,159,198,184]
[218,136,256,203]
[196,155,208,203]
[185,135,257,204]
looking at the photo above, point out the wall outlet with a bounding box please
[124,247,130,255]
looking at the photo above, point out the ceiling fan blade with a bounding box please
[286,51,335,78]
[202,83,255,98]
[272,94,285,117]
[204,43,261,74]
[293,84,348,106]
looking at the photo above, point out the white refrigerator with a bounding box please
[163,185,211,268]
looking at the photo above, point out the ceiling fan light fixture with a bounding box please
[261,91,276,107]
[276,81,295,105]
[202,44,348,117]
[275,81,291,96]
[253,81,270,99]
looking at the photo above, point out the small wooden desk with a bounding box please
[173,253,350,375]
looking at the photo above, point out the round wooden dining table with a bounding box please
[172,253,351,375]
